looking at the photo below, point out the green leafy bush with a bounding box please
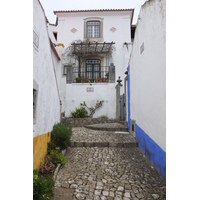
[98,115,108,120]
[47,141,56,154]
[50,122,72,150]
[70,107,88,118]
[48,147,67,166]
[33,169,54,200]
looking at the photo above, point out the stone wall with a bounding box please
[61,117,121,127]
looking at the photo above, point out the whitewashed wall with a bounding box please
[33,0,61,137]
[65,83,116,118]
[130,0,166,151]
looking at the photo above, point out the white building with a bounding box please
[129,0,166,179]
[49,9,134,119]
[33,0,62,169]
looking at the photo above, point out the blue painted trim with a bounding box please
[136,124,166,180]
[127,65,131,131]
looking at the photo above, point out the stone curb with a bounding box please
[53,163,61,182]
[69,141,138,148]
[53,149,67,182]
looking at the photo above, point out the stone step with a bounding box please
[84,123,129,132]
[84,126,129,132]
[69,141,138,148]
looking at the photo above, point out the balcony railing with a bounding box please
[73,66,109,83]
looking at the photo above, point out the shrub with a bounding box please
[47,141,56,154]
[33,169,54,200]
[50,122,72,150]
[70,107,88,118]
[48,147,67,166]
[98,115,108,120]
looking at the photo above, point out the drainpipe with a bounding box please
[60,100,62,121]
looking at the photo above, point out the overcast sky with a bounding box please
[40,0,147,25]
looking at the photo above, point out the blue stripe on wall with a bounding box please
[127,65,131,131]
[136,124,166,180]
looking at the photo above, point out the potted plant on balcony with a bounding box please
[105,72,109,82]
[76,77,81,83]
[101,77,106,82]
[82,76,88,83]
[95,77,101,83]
[89,78,94,83]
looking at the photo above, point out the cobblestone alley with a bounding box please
[52,123,166,200]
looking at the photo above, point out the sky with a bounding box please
[40,0,147,25]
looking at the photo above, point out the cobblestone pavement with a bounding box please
[52,124,166,200]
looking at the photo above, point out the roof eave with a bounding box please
[54,8,134,15]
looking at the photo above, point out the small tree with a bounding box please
[80,100,104,118]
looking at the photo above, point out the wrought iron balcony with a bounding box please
[65,63,115,84]
[72,66,109,83]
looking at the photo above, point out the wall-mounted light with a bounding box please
[123,42,128,50]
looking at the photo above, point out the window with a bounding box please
[87,21,100,38]
[86,60,101,78]
[63,65,67,75]
[33,80,38,124]
[84,18,103,41]
[33,89,38,123]
[53,32,57,41]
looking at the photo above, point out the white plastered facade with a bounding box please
[49,10,134,118]
[130,0,166,151]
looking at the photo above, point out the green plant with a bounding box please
[51,122,72,150]
[89,78,94,83]
[33,169,54,200]
[98,115,108,119]
[47,141,56,154]
[76,77,81,83]
[70,107,88,118]
[48,147,67,166]
[95,77,101,82]
[80,100,104,118]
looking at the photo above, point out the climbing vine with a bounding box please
[80,100,104,118]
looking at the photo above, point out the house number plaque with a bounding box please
[86,87,94,92]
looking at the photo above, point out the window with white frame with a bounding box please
[84,18,103,41]
[87,21,100,38]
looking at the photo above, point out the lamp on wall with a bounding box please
[124,42,128,50]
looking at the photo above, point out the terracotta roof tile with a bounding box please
[53,8,134,14]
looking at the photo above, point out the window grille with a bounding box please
[63,65,67,75]
[87,21,100,38]
[86,60,101,78]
